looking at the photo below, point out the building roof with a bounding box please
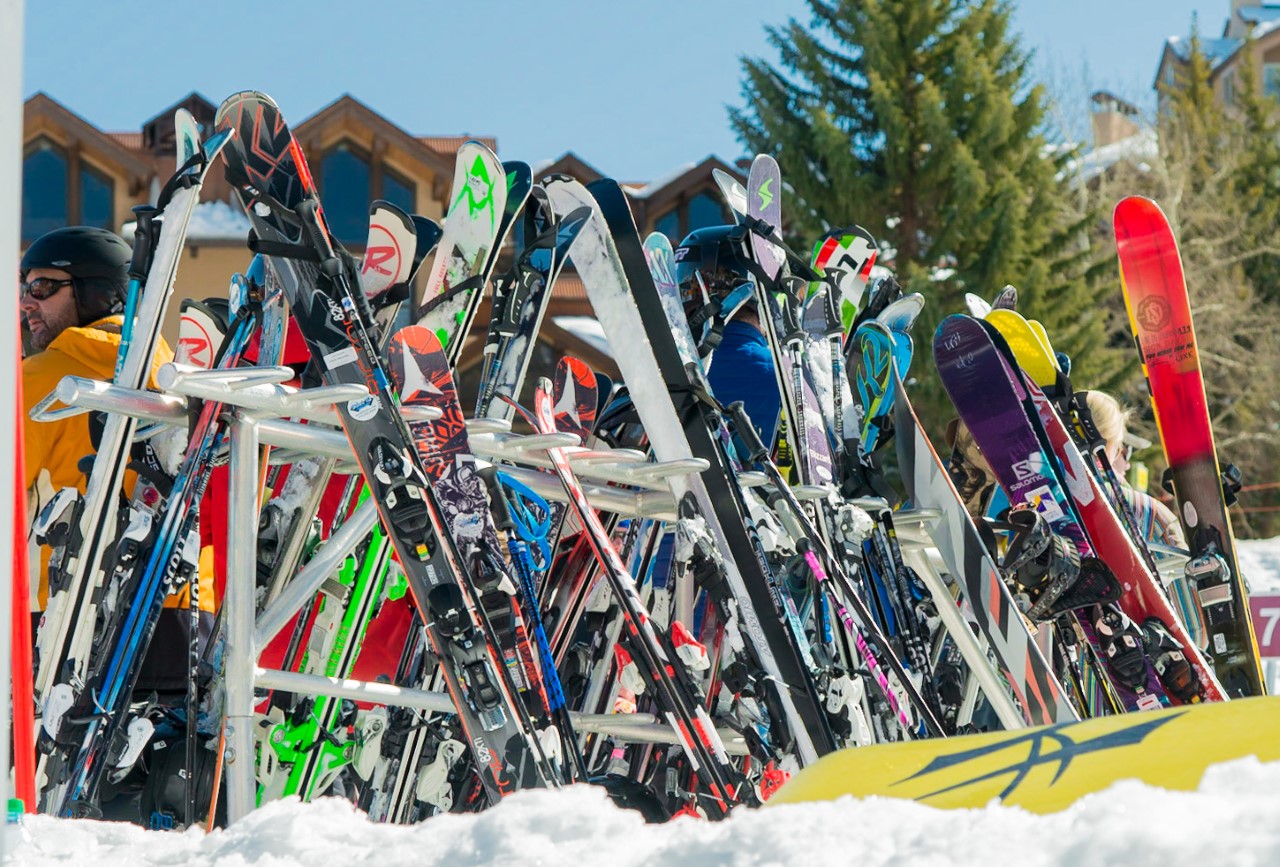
[536,152,608,184]
[107,132,143,149]
[140,92,217,131]
[1237,5,1280,26]
[295,94,463,176]
[1166,35,1243,71]
[1090,90,1140,116]
[23,93,154,181]
[121,200,251,243]
[419,135,498,157]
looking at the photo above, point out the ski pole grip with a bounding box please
[767,489,806,541]
[295,199,337,264]
[128,205,159,281]
[478,466,514,531]
[727,401,768,463]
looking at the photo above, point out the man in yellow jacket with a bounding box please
[22,226,213,695]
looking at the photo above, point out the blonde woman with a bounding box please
[1085,391,1210,653]
[1085,391,1186,550]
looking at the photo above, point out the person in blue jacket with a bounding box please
[673,224,781,446]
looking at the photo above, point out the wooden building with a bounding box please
[20,91,748,396]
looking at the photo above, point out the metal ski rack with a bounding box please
[31,360,742,822]
[33,357,1038,824]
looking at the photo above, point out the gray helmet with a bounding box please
[21,226,130,325]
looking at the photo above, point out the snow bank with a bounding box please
[1237,537,1280,594]
[11,757,1280,866]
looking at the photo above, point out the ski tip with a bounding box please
[1113,195,1163,224]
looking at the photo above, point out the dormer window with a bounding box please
[321,140,372,245]
[21,137,115,240]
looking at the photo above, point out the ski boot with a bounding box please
[1000,507,1081,620]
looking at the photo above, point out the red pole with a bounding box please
[12,336,34,811]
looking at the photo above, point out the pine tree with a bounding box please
[729,0,1126,437]
[1232,42,1280,302]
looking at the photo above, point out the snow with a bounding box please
[121,200,252,243]
[1166,35,1242,72]
[554,315,612,358]
[1064,128,1159,184]
[10,758,1280,865]
[1237,536,1280,594]
[628,162,697,199]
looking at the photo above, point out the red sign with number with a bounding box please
[1251,595,1280,658]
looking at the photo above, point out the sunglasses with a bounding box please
[20,277,74,301]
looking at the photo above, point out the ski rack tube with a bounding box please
[253,499,379,648]
[251,668,749,754]
[901,545,1026,729]
[223,410,259,823]
[41,377,694,522]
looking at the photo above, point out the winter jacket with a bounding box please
[21,316,211,616]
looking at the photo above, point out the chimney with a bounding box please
[1090,91,1141,148]
[1227,0,1251,38]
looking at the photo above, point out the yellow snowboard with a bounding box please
[770,697,1280,814]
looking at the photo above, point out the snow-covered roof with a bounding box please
[628,162,697,199]
[1166,35,1242,72]
[553,316,612,357]
[120,200,252,243]
[1063,127,1159,184]
[1237,4,1280,26]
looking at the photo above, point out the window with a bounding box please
[687,192,726,233]
[1266,64,1280,100]
[321,141,371,245]
[80,162,113,229]
[22,141,116,240]
[382,167,416,215]
[22,139,68,241]
[654,209,680,242]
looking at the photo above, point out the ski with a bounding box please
[1114,195,1265,697]
[215,91,552,805]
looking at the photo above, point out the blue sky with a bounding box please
[24,0,1215,179]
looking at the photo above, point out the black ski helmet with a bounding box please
[21,226,130,325]
[673,225,755,306]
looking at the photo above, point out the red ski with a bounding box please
[1114,196,1264,697]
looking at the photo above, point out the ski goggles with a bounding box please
[20,276,74,301]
